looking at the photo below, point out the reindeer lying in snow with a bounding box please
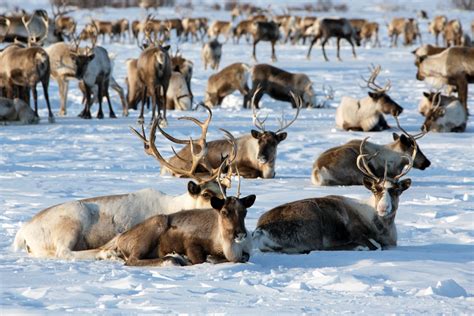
[420,92,467,133]
[13,111,229,260]
[336,65,403,132]
[95,144,255,266]
[312,118,430,186]
[0,97,38,124]
[254,146,414,253]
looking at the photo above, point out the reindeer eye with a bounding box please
[202,192,212,200]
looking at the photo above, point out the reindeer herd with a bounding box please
[2,3,473,267]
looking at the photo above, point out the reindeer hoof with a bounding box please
[97,112,104,119]
[109,112,117,119]
[48,116,55,124]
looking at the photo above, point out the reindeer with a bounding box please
[112,18,129,42]
[349,18,367,39]
[250,21,280,62]
[290,16,317,45]
[444,19,463,47]
[429,15,447,46]
[182,18,201,42]
[92,19,114,43]
[131,20,143,44]
[165,72,192,110]
[0,16,54,122]
[204,62,251,108]
[207,20,232,42]
[361,22,380,47]
[13,110,229,260]
[201,39,222,70]
[0,97,38,124]
[170,51,194,104]
[312,119,430,186]
[164,94,300,179]
[421,92,467,132]
[336,65,403,131]
[1,10,54,43]
[51,0,75,40]
[137,44,172,126]
[248,63,316,109]
[412,44,447,67]
[306,18,360,61]
[388,18,421,47]
[233,19,253,44]
[254,149,413,253]
[416,47,474,113]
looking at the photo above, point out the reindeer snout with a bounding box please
[392,107,403,117]
[234,232,247,243]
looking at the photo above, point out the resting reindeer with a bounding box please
[95,142,255,267]
[13,111,228,260]
[254,146,414,253]
[312,119,430,186]
[421,92,467,133]
[0,97,38,124]
[164,95,300,179]
[336,64,403,131]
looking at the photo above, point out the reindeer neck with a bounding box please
[160,192,198,213]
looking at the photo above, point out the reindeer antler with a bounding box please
[275,91,302,133]
[356,137,381,182]
[251,85,268,132]
[360,64,391,94]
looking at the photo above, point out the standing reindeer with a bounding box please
[312,119,430,186]
[388,18,421,47]
[254,150,413,253]
[13,110,229,260]
[429,15,447,46]
[306,18,360,61]
[201,39,222,70]
[250,21,280,62]
[336,65,403,131]
[164,94,300,179]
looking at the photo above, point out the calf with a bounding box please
[201,39,222,70]
[248,63,316,109]
[204,62,251,108]
[0,97,38,124]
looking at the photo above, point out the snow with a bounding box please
[1,0,474,314]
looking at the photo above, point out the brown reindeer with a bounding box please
[112,18,129,42]
[248,64,316,109]
[165,95,300,179]
[201,39,222,70]
[361,22,380,47]
[182,18,201,42]
[207,20,232,42]
[0,16,54,122]
[254,150,413,253]
[349,18,367,39]
[307,18,360,61]
[416,47,474,113]
[429,15,447,45]
[250,21,280,62]
[137,44,172,125]
[444,19,463,47]
[233,19,253,44]
[204,62,251,108]
[312,119,430,186]
[421,92,467,132]
[388,18,421,47]
[92,19,114,43]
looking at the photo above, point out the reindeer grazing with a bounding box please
[201,39,222,70]
[421,92,467,133]
[207,20,232,42]
[0,97,38,124]
[250,21,280,62]
[416,47,474,113]
[429,15,447,46]
[254,151,413,253]
[13,109,229,260]
[361,22,380,47]
[306,18,360,61]
[248,64,316,109]
[336,65,403,131]
[412,45,447,67]
[165,95,300,179]
[444,19,463,47]
[137,44,172,125]
[388,18,421,47]
[0,16,54,122]
[312,120,430,186]
[204,62,251,108]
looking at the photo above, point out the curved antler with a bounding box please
[275,90,302,133]
[356,137,381,182]
[251,85,267,132]
[360,64,391,94]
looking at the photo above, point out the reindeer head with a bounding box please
[302,82,317,108]
[69,33,95,79]
[362,64,403,117]
[393,116,431,170]
[251,89,301,167]
[357,139,412,218]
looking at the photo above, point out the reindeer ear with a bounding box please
[240,195,256,208]
[368,92,378,99]
[251,130,261,139]
[363,177,374,191]
[399,179,412,192]
[277,132,287,143]
[87,54,95,61]
[399,134,410,146]
[211,196,225,211]
[392,133,400,140]
[423,92,430,98]
[411,49,417,55]
[187,181,201,196]
[162,45,171,52]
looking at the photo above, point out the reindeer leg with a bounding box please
[160,85,168,127]
[306,36,318,59]
[105,82,117,119]
[150,86,157,125]
[82,84,93,119]
[96,83,104,119]
[456,78,469,115]
[42,79,55,123]
[252,39,259,62]
[32,85,39,118]
[321,38,329,62]
[138,86,147,124]
[347,37,357,59]
[271,40,277,62]
[336,37,342,61]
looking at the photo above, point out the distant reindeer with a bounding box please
[201,39,222,70]
[444,19,463,47]
[429,15,447,45]
[254,149,413,253]
[0,97,38,124]
[411,44,447,67]
[348,18,367,39]
[13,110,229,260]
[182,18,201,42]
[416,47,474,113]
[112,18,129,42]
[170,51,194,104]
[166,72,192,110]
[388,18,421,47]
[204,62,251,108]
[421,92,467,132]
[336,65,403,131]
[361,22,380,47]
[92,19,114,43]
[250,21,280,62]
[233,19,253,44]
[312,119,430,186]
[165,96,300,179]
[248,63,316,109]
[207,20,232,42]
[306,18,360,61]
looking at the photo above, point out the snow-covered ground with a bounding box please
[1,0,473,314]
